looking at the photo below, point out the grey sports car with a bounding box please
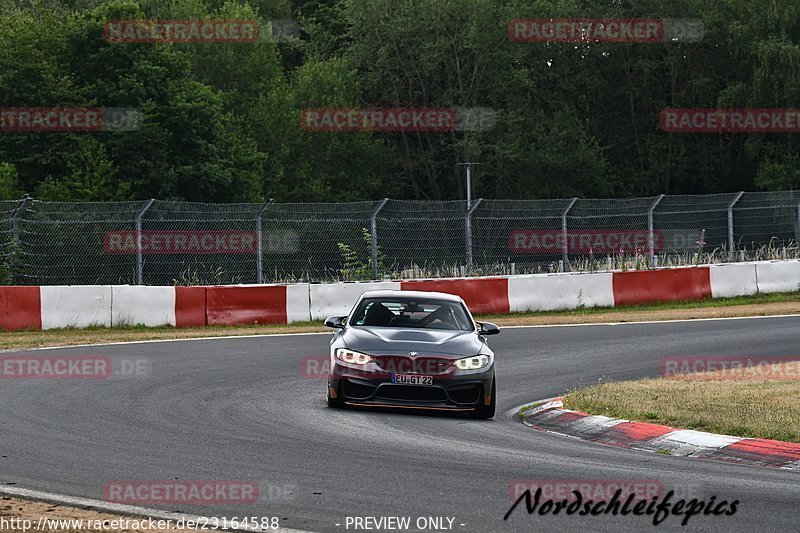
[324,290,499,418]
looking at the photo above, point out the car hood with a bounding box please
[342,326,483,356]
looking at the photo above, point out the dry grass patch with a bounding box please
[0,323,327,351]
[0,496,194,532]
[491,300,800,326]
[563,363,800,443]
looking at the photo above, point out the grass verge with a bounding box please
[0,322,326,351]
[479,289,800,322]
[563,363,800,443]
[1,290,799,352]
[518,401,546,421]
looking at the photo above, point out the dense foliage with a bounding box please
[1,0,799,202]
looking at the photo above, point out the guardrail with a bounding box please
[1,260,798,331]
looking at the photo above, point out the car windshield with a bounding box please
[350,297,474,331]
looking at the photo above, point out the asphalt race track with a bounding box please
[1,316,799,532]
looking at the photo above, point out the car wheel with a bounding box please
[472,377,496,419]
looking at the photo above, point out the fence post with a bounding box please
[562,198,578,272]
[135,199,154,285]
[10,195,31,245]
[256,199,274,284]
[796,201,800,248]
[370,198,389,279]
[461,162,476,274]
[9,196,32,285]
[648,194,665,267]
[465,198,483,275]
[727,191,744,260]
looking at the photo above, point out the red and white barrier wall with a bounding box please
[1,260,798,331]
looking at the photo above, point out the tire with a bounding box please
[472,377,496,419]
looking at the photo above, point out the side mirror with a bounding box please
[324,315,346,329]
[477,321,500,335]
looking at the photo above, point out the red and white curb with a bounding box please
[520,397,800,470]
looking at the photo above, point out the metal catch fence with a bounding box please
[2,192,799,285]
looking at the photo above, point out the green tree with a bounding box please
[0,163,21,200]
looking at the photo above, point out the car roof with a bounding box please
[359,289,464,303]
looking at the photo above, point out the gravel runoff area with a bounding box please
[0,496,196,532]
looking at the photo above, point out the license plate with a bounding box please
[392,374,433,386]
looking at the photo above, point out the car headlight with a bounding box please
[335,348,373,365]
[453,354,490,370]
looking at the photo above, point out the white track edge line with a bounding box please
[500,312,800,329]
[8,331,331,352]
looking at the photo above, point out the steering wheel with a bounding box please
[429,321,457,330]
[420,306,455,328]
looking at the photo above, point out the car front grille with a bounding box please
[375,384,448,402]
